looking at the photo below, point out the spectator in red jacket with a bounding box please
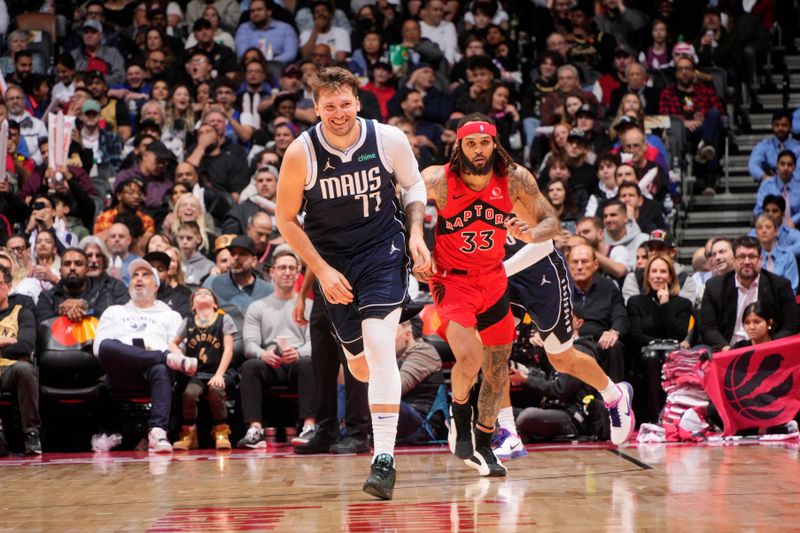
[362,62,396,122]
[659,56,725,195]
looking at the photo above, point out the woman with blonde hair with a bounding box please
[610,94,646,140]
[164,246,186,287]
[626,254,693,423]
[0,248,27,287]
[167,193,216,252]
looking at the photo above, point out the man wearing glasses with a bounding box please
[237,246,316,449]
[619,125,669,201]
[701,236,799,351]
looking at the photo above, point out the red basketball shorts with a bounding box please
[430,265,515,346]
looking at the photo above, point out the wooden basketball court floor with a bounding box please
[1,440,799,532]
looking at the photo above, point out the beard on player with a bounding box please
[460,149,496,175]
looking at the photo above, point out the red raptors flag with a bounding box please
[698,336,800,435]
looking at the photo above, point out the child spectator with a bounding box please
[732,302,775,349]
[176,221,214,285]
[169,287,237,450]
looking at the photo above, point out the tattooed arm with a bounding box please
[421,165,448,209]
[506,165,560,244]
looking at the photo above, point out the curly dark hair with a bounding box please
[448,113,516,178]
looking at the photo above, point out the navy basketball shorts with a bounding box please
[507,247,574,354]
[318,232,409,356]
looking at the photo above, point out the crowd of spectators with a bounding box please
[0,0,799,453]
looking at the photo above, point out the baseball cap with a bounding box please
[257,164,280,179]
[82,19,103,33]
[81,99,101,114]
[646,229,675,249]
[147,2,167,17]
[144,251,171,267]
[214,234,237,252]
[615,115,639,131]
[281,64,302,78]
[567,128,587,143]
[145,140,174,160]
[672,42,697,62]
[128,258,160,288]
[228,235,257,256]
[576,103,595,118]
[614,44,634,57]
[410,62,434,75]
[85,70,106,85]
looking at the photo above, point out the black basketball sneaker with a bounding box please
[363,453,396,500]
[448,401,475,459]
[464,428,507,477]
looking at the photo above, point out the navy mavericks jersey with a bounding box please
[300,118,405,257]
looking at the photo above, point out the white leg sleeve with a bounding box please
[361,308,402,405]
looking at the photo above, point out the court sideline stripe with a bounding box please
[607,448,652,470]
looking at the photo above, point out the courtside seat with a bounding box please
[36,319,105,397]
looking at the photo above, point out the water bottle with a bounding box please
[264,427,277,446]
[110,255,123,279]
[284,427,297,443]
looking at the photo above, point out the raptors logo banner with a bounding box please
[699,336,800,435]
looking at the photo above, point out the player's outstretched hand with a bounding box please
[409,233,434,281]
[505,217,530,242]
[318,266,354,305]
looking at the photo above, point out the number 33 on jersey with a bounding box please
[434,163,513,271]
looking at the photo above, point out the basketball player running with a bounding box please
[495,233,635,458]
[419,114,633,476]
[276,67,430,500]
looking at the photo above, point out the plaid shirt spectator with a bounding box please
[658,82,725,119]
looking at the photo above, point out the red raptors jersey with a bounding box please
[434,164,514,271]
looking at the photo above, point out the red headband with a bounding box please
[457,121,496,140]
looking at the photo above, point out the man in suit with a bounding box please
[609,62,662,117]
[701,236,799,351]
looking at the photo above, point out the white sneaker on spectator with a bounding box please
[148,427,173,453]
[237,426,266,449]
[492,429,528,461]
[291,425,316,446]
[166,352,197,376]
